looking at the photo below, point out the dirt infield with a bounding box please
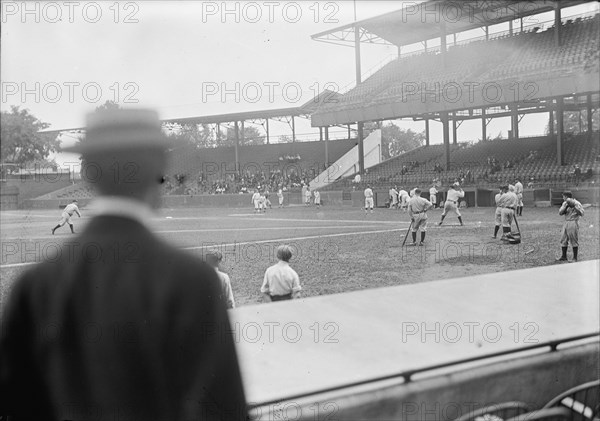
[1,205,598,308]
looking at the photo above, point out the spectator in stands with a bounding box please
[205,251,235,309]
[261,245,301,302]
[573,164,581,185]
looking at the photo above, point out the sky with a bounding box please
[2,0,598,157]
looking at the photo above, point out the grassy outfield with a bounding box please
[1,205,598,308]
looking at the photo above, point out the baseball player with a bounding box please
[389,186,398,209]
[304,188,311,206]
[514,178,524,216]
[364,185,374,213]
[398,189,409,211]
[313,190,321,208]
[407,188,433,246]
[277,188,284,208]
[500,185,519,240]
[557,191,585,262]
[438,182,465,226]
[259,191,267,213]
[429,184,438,208]
[251,190,261,213]
[492,186,504,239]
[264,190,272,209]
[51,199,81,234]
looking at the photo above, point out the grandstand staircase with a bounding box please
[309,130,382,191]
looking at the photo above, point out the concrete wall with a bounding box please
[3,176,73,207]
[250,342,599,421]
[20,187,600,210]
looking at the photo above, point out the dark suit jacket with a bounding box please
[0,215,247,420]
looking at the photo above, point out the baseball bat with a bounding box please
[513,211,521,236]
[402,220,413,246]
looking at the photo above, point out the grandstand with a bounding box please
[323,131,599,190]
[308,1,599,196]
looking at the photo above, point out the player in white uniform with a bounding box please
[557,191,585,262]
[259,191,267,212]
[389,186,398,209]
[438,182,465,226]
[500,185,519,239]
[407,188,433,246]
[398,189,409,211]
[514,178,524,216]
[313,190,321,207]
[264,190,272,209]
[251,191,261,213]
[52,200,81,234]
[304,188,311,206]
[492,186,504,239]
[429,185,438,208]
[277,188,284,208]
[364,185,374,213]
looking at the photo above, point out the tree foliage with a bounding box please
[546,109,600,134]
[0,106,59,165]
[167,123,216,149]
[364,122,425,159]
[224,125,264,146]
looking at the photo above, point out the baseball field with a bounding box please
[1,204,598,309]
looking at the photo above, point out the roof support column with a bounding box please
[266,119,270,144]
[319,127,323,141]
[234,121,240,174]
[240,121,245,144]
[357,122,365,175]
[587,94,593,140]
[425,119,430,146]
[556,97,564,166]
[511,105,519,139]
[442,112,451,171]
[216,123,221,142]
[481,108,487,141]
[554,4,562,47]
[292,116,296,142]
[549,107,555,136]
[347,124,351,139]
[325,126,330,168]
[452,113,458,144]
[354,24,365,174]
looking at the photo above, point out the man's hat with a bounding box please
[63,109,166,153]
[452,182,460,187]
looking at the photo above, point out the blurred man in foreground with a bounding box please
[0,109,247,420]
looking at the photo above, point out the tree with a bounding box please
[95,100,121,112]
[167,123,216,149]
[224,125,264,146]
[546,109,599,135]
[0,106,59,165]
[368,122,424,158]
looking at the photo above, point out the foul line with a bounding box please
[181,227,405,251]
[0,227,406,269]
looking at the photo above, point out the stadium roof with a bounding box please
[39,90,342,134]
[163,89,341,125]
[311,0,593,47]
